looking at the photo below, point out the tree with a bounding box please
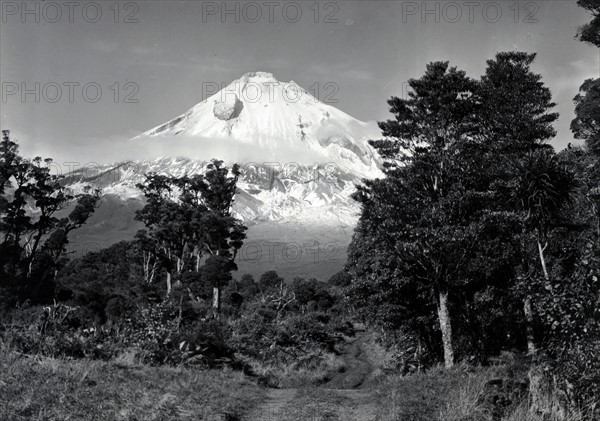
[349,62,480,368]
[569,80,600,241]
[236,273,260,299]
[201,254,235,311]
[135,160,246,312]
[576,0,600,47]
[135,174,184,295]
[0,130,99,304]
[258,270,285,295]
[477,52,558,152]
[193,161,246,312]
[572,78,600,156]
[478,52,565,354]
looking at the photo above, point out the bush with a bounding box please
[258,270,285,294]
[0,299,238,368]
[292,277,336,311]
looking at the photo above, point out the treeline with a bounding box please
[5,235,353,382]
[345,50,600,408]
[53,239,348,327]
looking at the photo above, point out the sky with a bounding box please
[0,0,598,165]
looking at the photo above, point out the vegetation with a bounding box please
[0,348,264,421]
[134,161,246,310]
[0,130,100,306]
[346,50,600,416]
[0,3,598,418]
[576,0,600,48]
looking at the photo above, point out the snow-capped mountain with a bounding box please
[63,72,382,278]
[136,71,381,179]
[68,71,381,225]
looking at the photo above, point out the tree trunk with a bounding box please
[149,261,156,284]
[530,236,547,355]
[212,249,222,313]
[437,290,454,368]
[166,272,172,296]
[537,238,549,281]
[212,286,221,312]
[523,296,536,354]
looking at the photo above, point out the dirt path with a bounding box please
[321,329,374,390]
[242,389,299,421]
[243,388,380,421]
[244,328,381,420]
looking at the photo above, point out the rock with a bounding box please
[213,95,244,121]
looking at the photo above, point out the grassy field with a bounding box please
[1,342,592,421]
[0,350,265,421]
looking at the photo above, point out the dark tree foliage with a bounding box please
[291,277,334,311]
[0,130,99,305]
[258,270,285,294]
[348,62,487,368]
[347,53,578,370]
[475,52,572,356]
[576,0,600,47]
[477,52,558,153]
[328,270,352,288]
[544,147,600,405]
[56,240,160,325]
[572,78,600,156]
[233,273,260,299]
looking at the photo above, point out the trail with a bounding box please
[243,389,299,421]
[322,329,374,390]
[244,328,381,421]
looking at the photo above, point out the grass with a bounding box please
[374,360,595,421]
[373,364,466,421]
[240,349,347,388]
[2,340,597,421]
[0,348,265,421]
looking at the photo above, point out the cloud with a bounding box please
[31,134,342,172]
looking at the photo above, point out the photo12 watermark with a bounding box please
[201,1,340,24]
[1,1,140,24]
[1,81,140,104]
[201,80,339,104]
[401,1,540,24]
[238,241,339,264]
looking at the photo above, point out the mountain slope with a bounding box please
[136,71,381,179]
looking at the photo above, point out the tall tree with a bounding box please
[478,52,564,354]
[136,174,181,295]
[190,160,246,312]
[349,62,480,368]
